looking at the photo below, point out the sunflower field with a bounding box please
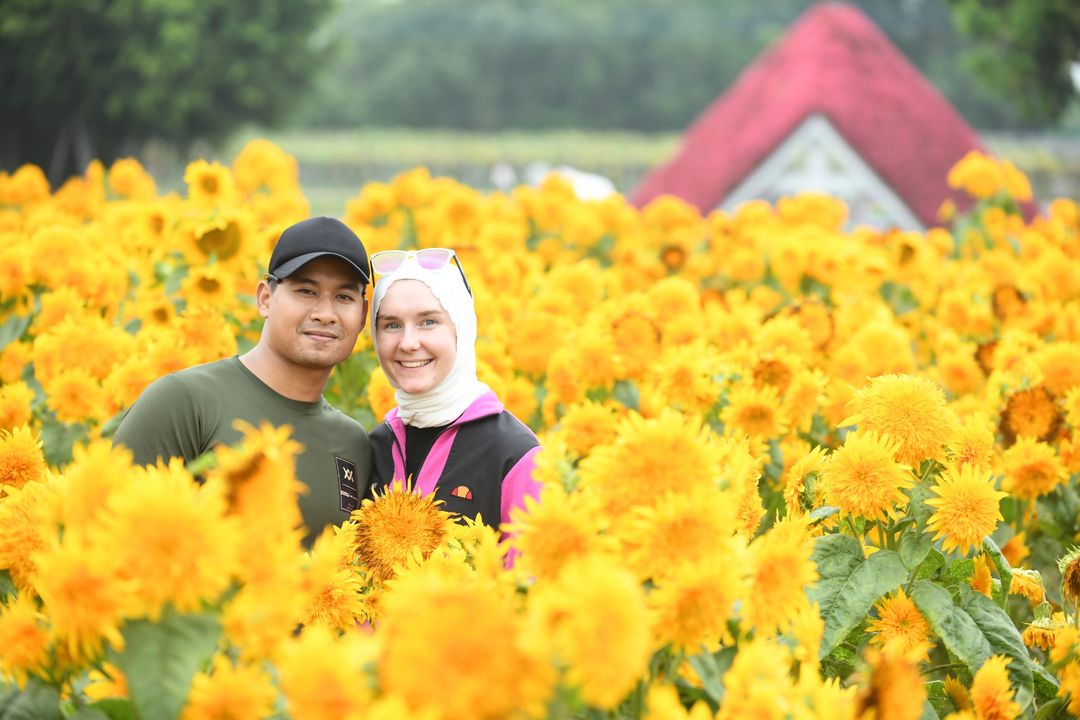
[1,141,1080,719]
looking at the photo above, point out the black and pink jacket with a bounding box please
[368,390,541,530]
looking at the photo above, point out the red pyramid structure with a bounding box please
[630,2,983,227]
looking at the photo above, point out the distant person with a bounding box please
[366,248,540,532]
[114,216,373,546]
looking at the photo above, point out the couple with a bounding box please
[113,217,540,546]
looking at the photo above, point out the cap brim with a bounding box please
[272,252,370,283]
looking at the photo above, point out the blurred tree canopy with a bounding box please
[948,0,1080,124]
[0,0,334,182]
[298,0,1059,133]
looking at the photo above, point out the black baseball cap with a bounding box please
[267,217,370,285]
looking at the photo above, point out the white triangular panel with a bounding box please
[721,114,924,231]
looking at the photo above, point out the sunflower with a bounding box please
[0,381,33,432]
[852,648,926,720]
[822,431,913,523]
[924,464,1006,555]
[95,460,240,619]
[557,400,620,457]
[1008,567,1045,606]
[1059,547,1080,608]
[720,383,788,440]
[383,571,551,719]
[969,655,1021,720]
[0,425,45,492]
[278,625,376,719]
[231,138,300,194]
[716,638,796,720]
[1021,623,1056,657]
[644,342,723,417]
[505,485,612,582]
[181,655,277,720]
[744,516,819,636]
[508,311,570,377]
[649,557,746,653]
[0,340,31,384]
[42,368,108,424]
[527,554,649,710]
[183,159,236,207]
[999,385,1061,446]
[841,374,958,466]
[298,525,365,631]
[947,412,996,472]
[867,589,932,657]
[0,594,49,688]
[351,480,455,583]
[784,445,829,517]
[1002,436,1066,500]
[970,554,994,598]
[107,157,157,200]
[619,484,742,582]
[180,264,238,311]
[0,481,56,591]
[1037,343,1080,398]
[32,531,134,664]
[1059,660,1080,718]
[576,409,729,524]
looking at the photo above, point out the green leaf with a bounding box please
[0,313,31,353]
[67,709,110,720]
[108,607,221,720]
[911,581,1035,710]
[807,534,908,657]
[906,481,935,530]
[919,698,940,720]
[938,557,975,588]
[808,505,839,523]
[0,678,62,720]
[0,571,15,601]
[914,549,946,580]
[37,420,89,468]
[983,536,1012,608]
[612,380,639,412]
[925,680,953,719]
[1031,659,1060,704]
[959,586,1034,710]
[900,530,933,570]
[686,646,736,705]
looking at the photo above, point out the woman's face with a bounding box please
[375,279,458,395]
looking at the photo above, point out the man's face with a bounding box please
[257,256,368,371]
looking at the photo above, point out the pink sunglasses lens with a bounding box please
[416,249,452,270]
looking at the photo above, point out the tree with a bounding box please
[0,0,335,183]
[948,0,1080,125]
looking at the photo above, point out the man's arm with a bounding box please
[112,374,209,467]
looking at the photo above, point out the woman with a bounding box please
[367,248,540,532]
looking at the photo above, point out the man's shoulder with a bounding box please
[316,399,369,437]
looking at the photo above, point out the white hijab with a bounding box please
[371,259,490,427]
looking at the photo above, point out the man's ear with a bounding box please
[255,280,273,319]
[360,297,370,332]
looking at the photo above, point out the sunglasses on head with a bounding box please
[370,248,472,296]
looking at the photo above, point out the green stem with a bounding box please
[921,662,967,676]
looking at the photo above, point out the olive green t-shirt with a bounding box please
[113,356,370,546]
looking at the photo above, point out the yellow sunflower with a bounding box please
[381,569,549,720]
[947,412,996,472]
[527,554,649,710]
[720,383,788,440]
[0,593,49,688]
[716,637,797,720]
[94,460,240,619]
[649,557,746,653]
[969,655,1021,720]
[0,381,34,432]
[351,480,455,583]
[841,374,958,466]
[181,655,277,720]
[278,625,376,719]
[853,648,926,720]
[744,516,819,635]
[557,400,620,457]
[183,159,236,206]
[1002,436,1066,500]
[1038,343,1080,398]
[505,485,612,582]
[783,445,829,517]
[1009,568,1045,606]
[999,385,1061,446]
[619,484,742,582]
[821,431,914,523]
[299,525,366,631]
[0,481,56,591]
[924,463,1006,555]
[576,409,728,523]
[867,589,932,657]
[0,425,45,493]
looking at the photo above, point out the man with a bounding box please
[114,216,372,545]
